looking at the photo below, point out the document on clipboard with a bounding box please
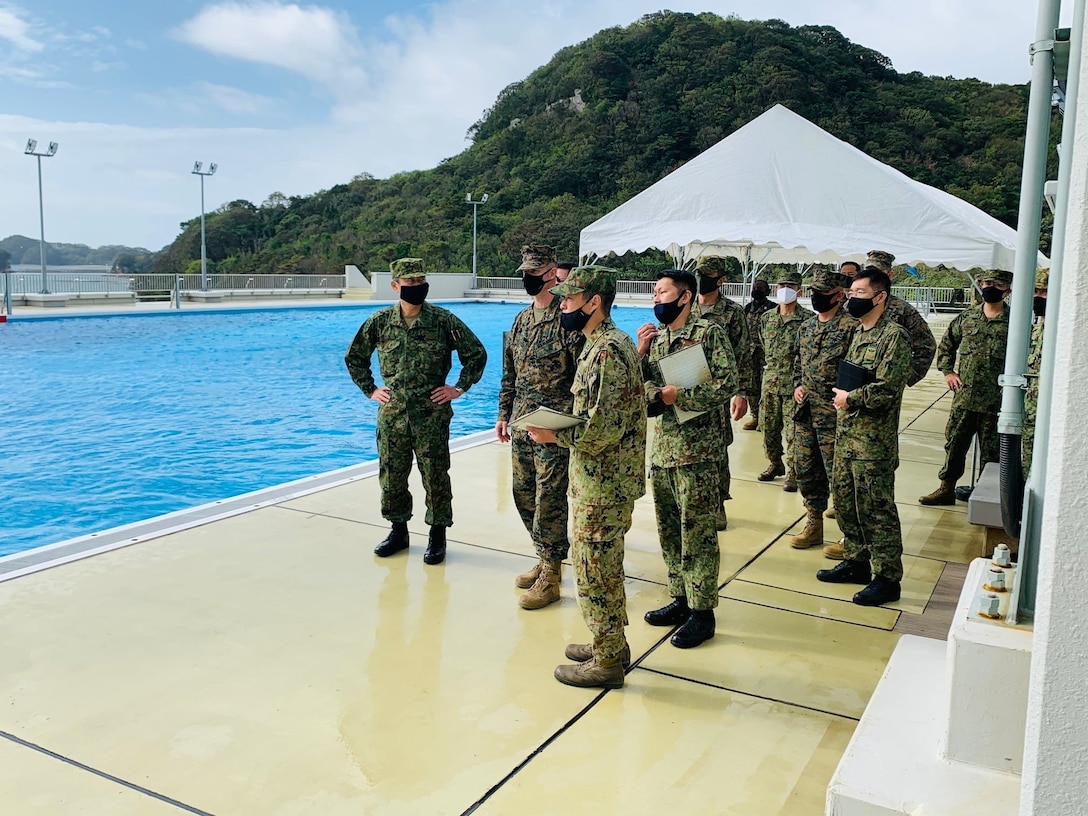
[508,406,585,432]
[656,343,711,424]
[836,360,875,391]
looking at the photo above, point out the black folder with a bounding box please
[836,360,875,391]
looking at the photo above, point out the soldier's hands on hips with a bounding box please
[793,386,806,405]
[945,373,963,392]
[496,420,510,443]
[431,385,462,404]
[526,426,558,444]
[635,323,659,356]
[731,396,749,421]
[370,387,391,404]
[832,387,850,410]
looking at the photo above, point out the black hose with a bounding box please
[999,432,1024,538]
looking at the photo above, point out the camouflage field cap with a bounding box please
[981,269,1014,285]
[1035,269,1049,290]
[866,250,895,271]
[695,256,728,275]
[775,270,803,286]
[809,269,848,292]
[390,257,426,279]
[517,244,557,271]
[550,265,618,298]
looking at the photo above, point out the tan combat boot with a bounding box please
[564,642,632,669]
[790,510,824,549]
[825,505,836,519]
[743,417,759,431]
[783,470,798,492]
[758,459,785,481]
[514,560,543,589]
[822,538,845,560]
[554,655,625,689]
[518,560,561,609]
[919,481,957,506]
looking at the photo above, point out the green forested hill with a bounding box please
[0,234,153,269]
[151,12,1048,281]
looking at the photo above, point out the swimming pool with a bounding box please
[0,301,654,556]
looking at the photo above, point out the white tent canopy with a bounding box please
[579,104,1047,273]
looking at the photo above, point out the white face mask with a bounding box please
[776,287,798,305]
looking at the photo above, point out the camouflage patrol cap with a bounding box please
[517,244,557,271]
[1035,269,1049,290]
[550,265,618,298]
[979,270,1014,286]
[866,250,895,271]
[695,256,728,275]
[776,270,803,286]
[809,269,848,293]
[390,257,426,279]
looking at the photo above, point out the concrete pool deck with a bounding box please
[0,367,981,815]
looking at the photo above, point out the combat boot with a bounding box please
[919,481,957,506]
[790,510,824,549]
[423,525,446,565]
[822,538,845,560]
[758,459,785,481]
[783,470,798,492]
[554,655,625,689]
[816,559,872,585]
[825,506,837,519]
[374,522,409,557]
[518,560,561,609]
[853,576,901,607]
[564,642,632,669]
[514,560,543,589]
[671,609,715,649]
[644,596,690,626]
[742,417,759,431]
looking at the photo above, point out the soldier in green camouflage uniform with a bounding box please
[817,267,912,607]
[635,269,738,649]
[345,258,487,564]
[496,245,585,609]
[789,270,857,549]
[526,266,646,689]
[695,256,755,529]
[758,270,812,489]
[1023,269,1048,475]
[743,278,776,429]
[919,270,1013,505]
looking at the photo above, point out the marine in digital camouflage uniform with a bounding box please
[920,269,1013,505]
[1023,269,1048,475]
[817,267,911,607]
[529,266,646,689]
[345,258,487,563]
[789,270,856,549]
[743,278,777,428]
[695,256,755,528]
[637,269,738,649]
[856,252,937,387]
[758,270,812,487]
[496,244,584,609]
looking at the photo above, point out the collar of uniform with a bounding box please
[671,305,702,340]
[585,316,615,346]
[392,300,433,326]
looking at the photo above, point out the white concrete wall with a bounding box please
[1020,14,1088,812]
[368,272,473,301]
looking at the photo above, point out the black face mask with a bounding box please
[698,274,722,295]
[1033,296,1047,318]
[846,295,877,318]
[523,273,548,296]
[751,287,768,301]
[560,304,595,332]
[653,293,689,325]
[811,291,839,314]
[981,286,1006,304]
[399,282,429,306]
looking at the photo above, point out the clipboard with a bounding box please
[836,360,875,391]
[509,406,584,431]
[656,343,711,424]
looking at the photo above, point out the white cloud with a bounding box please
[197,81,278,115]
[0,5,42,52]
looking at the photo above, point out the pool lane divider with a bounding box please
[0,429,496,583]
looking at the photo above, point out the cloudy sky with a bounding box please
[0,1,1064,251]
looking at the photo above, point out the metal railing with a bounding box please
[2,272,347,296]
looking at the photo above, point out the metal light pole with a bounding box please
[24,139,58,295]
[191,161,217,291]
[465,192,489,290]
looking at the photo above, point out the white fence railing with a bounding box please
[2,272,347,296]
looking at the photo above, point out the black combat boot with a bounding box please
[853,576,901,607]
[423,525,447,565]
[374,522,409,557]
[644,596,690,626]
[671,609,715,649]
[816,559,872,584]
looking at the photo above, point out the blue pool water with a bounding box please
[0,301,654,556]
